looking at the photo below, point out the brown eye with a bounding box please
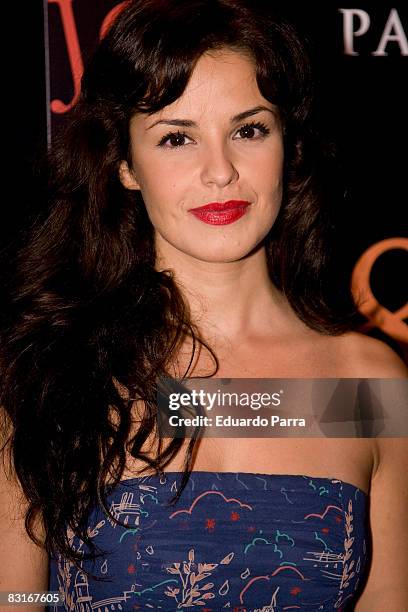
[234,122,270,140]
[158,131,194,147]
[239,125,256,138]
[168,133,186,147]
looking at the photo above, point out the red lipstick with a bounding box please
[189,200,251,225]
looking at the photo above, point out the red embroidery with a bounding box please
[290,586,302,595]
[205,518,216,531]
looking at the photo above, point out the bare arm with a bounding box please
[354,437,408,609]
[0,419,49,612]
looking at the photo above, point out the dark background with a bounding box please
[6,1,408,354]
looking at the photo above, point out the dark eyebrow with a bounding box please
[231,105,275,124]
[146,105,275,130]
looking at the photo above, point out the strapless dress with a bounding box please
[49,471,369,611]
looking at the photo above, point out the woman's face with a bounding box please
[120,48,284,264]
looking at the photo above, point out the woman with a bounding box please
[1,0,407,610]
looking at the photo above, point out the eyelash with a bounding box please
[157,121,270,148]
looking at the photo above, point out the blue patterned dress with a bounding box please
[49,472,368,611]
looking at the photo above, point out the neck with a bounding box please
[155,239,295,344]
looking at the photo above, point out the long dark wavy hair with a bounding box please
[0,0,356,571]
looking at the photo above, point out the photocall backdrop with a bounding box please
[11,2,408,361]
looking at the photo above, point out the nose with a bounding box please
[200,142,239,188]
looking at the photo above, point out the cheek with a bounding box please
[248,142,283,178]
[249,156,283,198]
[137,153,183,195]
[138,174,183,226]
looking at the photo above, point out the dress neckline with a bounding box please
[115,470,369,496]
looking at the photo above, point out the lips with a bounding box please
[189,200,251,225]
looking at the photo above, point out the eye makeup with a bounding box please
[156,120,271,148]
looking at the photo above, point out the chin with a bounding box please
[156,231,266,264]
[186,243,260,263]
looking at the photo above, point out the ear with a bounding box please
[119,160,141,190]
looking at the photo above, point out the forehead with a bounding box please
[183,49,258,95]
[148,49,268,122]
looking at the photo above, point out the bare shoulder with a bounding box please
[354,438,408,609]
[0,409,49,596]
[334,331,408,378]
